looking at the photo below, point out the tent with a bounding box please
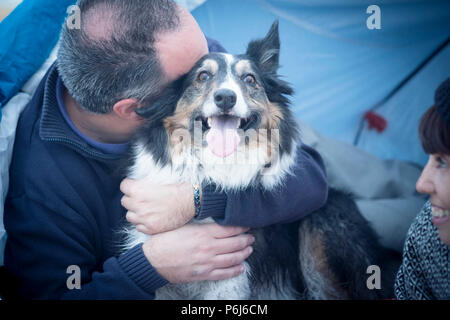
[0,0,449,265]
[190,0,450,166]
[2,0,449,164]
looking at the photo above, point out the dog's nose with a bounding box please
[214,89,237,112]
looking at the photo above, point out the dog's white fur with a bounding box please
[124,140,297,300]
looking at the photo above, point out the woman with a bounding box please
[395,78,450,299]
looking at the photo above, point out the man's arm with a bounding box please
[199,143,328,228]
[121,143,328,232]
[4,193,254,299]
[4,194,167,299]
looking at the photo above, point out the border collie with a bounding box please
[123,21,399,299]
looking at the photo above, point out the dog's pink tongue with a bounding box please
[206,116,240,157]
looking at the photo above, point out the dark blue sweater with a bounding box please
[4,62,328,300]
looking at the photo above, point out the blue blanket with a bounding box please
[0,0,76,119]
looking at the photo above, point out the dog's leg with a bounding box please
[298,189,399,299]
[298,221,348,300]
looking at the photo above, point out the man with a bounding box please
[3,0,328,299]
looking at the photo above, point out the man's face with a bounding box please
[416,154,450,246]
[155,6,209,84]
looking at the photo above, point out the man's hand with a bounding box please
[120,177,195,235]
[143,223,254,283]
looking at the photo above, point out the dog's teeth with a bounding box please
[207,118,212,128]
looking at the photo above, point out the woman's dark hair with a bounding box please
[418,105,450,155]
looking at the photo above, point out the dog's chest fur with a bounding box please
[123,141,298,300]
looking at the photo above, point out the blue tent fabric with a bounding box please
[191,0,450,166]
[0,0,76,116]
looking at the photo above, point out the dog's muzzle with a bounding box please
[214,89,237,113]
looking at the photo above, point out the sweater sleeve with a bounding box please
[198,143,328,228]
[3,194,167,300]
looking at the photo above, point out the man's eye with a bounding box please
[243,74,256,86]
[198,71,211,82]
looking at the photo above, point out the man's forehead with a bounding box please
[155,6,208,81]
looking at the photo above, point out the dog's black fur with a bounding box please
[247,189,400,299]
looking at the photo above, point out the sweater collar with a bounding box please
[55,76,129,155]
[39,64,124,160]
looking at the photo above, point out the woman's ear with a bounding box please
[113,98,142,121]
[135,75,186,123]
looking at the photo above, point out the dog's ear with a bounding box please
[135,75,186,123]
[246,20,280,74]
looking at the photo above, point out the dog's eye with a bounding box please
[243,74,256,86]
[198,71,211,82]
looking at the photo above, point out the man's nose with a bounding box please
[416,163,435,195]
[214,89,237,112]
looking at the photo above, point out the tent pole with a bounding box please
[353,37,450,146]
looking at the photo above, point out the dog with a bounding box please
[122,21,399,299]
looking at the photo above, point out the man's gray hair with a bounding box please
[57,0,180,113]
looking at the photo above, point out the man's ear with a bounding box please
[113,98,142,121]
[246,20,280,74]
[135,75,186,124]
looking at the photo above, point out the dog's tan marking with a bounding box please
[164,100,191,131]
[200,59,219,75]
[263,101,284,129]
[299,221,348,299]
[248,100,283,163]
[234,59,252,76]
[163,98,197,158]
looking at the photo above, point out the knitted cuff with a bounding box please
[118,244,168,294]
[198,183,228,220]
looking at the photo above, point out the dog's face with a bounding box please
[136,21,298,185]
[176,53,270,158]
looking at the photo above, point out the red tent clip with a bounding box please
[364,111,387,133]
